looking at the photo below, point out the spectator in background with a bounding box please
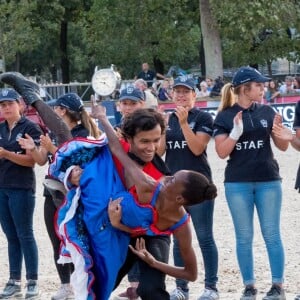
[206,77,214,93]
[134,78,159,109]
[197,81,210,98]
[264,80,280,103]
[279,75,294,94]
[135,62,164,88]
[158,79,173,101]
[293,76,300,92]
[210,77,225,97]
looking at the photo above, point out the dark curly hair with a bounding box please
[122,108,166,139]
[182,171,217,206]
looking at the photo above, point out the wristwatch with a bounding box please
[91,66,121,97]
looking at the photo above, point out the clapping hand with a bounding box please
[272,124,294,141]
[273,113,283,126]
[229,111,243,140]
[18,133,35,151]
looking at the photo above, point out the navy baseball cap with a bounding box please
[232,66,271,87]
[47,93,84,112]
[173,77,195,90]
[0,88,21,102]
[119,86,145,102]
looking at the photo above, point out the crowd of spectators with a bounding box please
[264,75,300,103]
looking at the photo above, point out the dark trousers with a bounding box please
[44,195,74,284]
[115,235,171,300]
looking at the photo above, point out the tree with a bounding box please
[0,0,41,72]
[211,0,300,74]
[83,0,201,79]
[199,0,223,79]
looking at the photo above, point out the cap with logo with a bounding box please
[232,66,271,88]
[47,93,84,112]
[173,77,196,90]
[119,86,145,102]
[0,88,21,102]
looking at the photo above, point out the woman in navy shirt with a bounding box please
[213,67,289,300]
[0,88,42,298]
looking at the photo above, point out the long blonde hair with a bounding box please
[218,82,252,111]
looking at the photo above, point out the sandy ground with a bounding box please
[0,140,299,300]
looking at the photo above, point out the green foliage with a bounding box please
[1,0,300,81]
[83,0,201,78]
[210,0,300,68]
[0,0,42,66]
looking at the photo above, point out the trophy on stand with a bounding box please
[91,64,122,126]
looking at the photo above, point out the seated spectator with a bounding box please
[158,79,172,101]
[135,62,164,88]
[205,77,214,93]
[279,75,295,94]
[197,81,210,98]
[210,76,225,97]
[265,79,280,103]
[134,78,159,109]
[293,76,300,92]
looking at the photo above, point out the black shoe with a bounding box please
[262,284,286,300]
[240,285,257,300]
[0,72,41,106]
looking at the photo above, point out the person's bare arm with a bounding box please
[273,125,300,151]
[90,102,155,197]
[130,222,197,281]
[40,134,57,155]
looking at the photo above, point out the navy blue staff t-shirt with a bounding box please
[165,107,213,181]
[213,102,281,182]
[0,116,42,190]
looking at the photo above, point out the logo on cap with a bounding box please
[1,89,9,96]
[126,86,134,94]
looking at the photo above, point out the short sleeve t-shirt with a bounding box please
[213,102,281,182]
[165,107,213,181]
[0,116,42,190]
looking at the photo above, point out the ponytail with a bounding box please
[218,83,236,111]
[80,109,101,139]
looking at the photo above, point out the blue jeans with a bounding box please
[0,188,38,280]
[173,199,218,290]
[225,180,284,285]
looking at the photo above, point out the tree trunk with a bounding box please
[60,20,70,84]
[199,0,223,79]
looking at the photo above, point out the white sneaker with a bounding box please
[25,280,39,299]
[198,288,219,300]
[51,284,74,300]
[170,287,189,300]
